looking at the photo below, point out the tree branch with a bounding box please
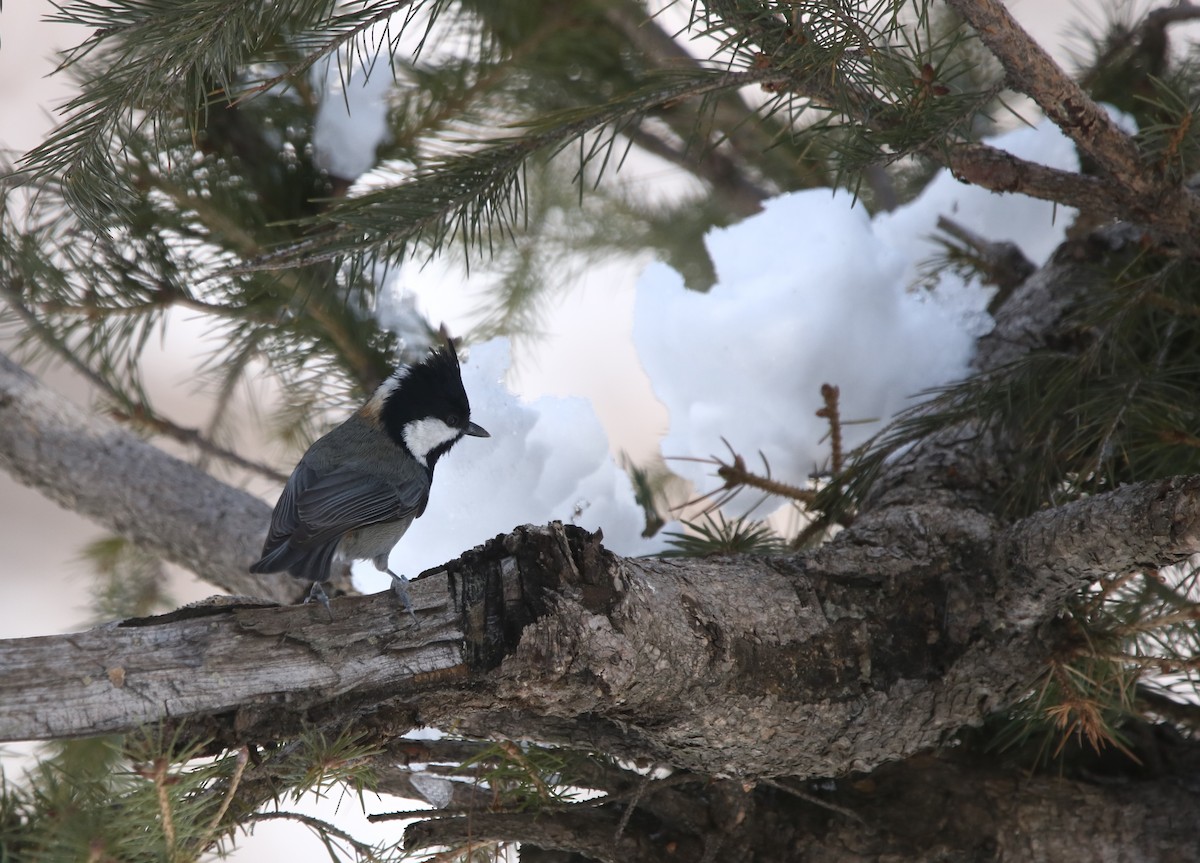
[0,350,294,601]
[1000,475,1200,629]
[622,121,767,216]
[406,807,692,863]
[772,752,1200,862]
[946,0,1143,181]
[947,0,1200,235]
[2,226,1197,782]
[602,0,825,193]
[1,282,286,483]
[942,141,1120,219]
[4,480,1198,777]
[398,744,1200,862]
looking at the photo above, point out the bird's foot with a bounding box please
[303,580,334,622]
[388,570,420,627]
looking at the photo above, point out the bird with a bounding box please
[250,341,489,619]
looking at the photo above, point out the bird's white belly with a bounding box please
[337,517,414,571]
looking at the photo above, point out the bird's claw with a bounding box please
[304,580,335,623]
[389,571,420,627]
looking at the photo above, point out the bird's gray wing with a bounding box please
[251,462,318,573]
[262,463,312,548]
[251,462,427,574]
[290,466,428,549]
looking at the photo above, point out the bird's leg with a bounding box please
[388,569,420,626]
[304,580,334,622]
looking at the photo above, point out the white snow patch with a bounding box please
[634,119,1080,516]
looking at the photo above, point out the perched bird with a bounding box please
[250,342,489,617]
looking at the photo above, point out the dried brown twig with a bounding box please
[672,438,817,516]
[816,383,845,476]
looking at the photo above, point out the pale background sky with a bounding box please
[0,1,1124,859]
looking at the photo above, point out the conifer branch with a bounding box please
[621,123,767,216]
[2,279,286,482]
[242,811,378,858]
[151,180,392,392]
[1137,683,1200,729]
[0,350,290,600]
[600,0,822,195]
[715,455,816,505]
[946,0,1143,180]
[231,0,425,104]
[933,215,1035,314]
[201,747,249,846]
[758,777,864,824]
[947,0,1200,237]
[708,0,1200,239]
[495,740,558,803]
[153,758,179,862]
[247,67,791,268]
[672,440,813,517]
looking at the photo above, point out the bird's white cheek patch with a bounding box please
[403,418,460,462]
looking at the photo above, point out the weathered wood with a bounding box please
[4,486,1198,778]
[0,584,463,741]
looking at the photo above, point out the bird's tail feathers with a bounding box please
[250,541,339,584]
[288,542,339,584]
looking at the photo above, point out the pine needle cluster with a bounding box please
[0,729,398,862]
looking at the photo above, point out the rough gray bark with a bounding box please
[3,475,1199,779]
[0,351,294,602]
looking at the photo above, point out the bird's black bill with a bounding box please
[465,421,490,437]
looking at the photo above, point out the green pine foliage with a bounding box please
[826,244,1200,520]
[459,740,583,811]
[80,536,173,623]
[2,735,232,862]
[0,729,397,863]
[1,0,1025,465]
[662,513,788,557]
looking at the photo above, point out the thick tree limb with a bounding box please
[0,586,460,741]
[1000,476,1200,628]
[815,753,1200,863]
[400,747,1200,863]
[0,350,294,602]
[3,467,1198,775]
[2,228,1196,784]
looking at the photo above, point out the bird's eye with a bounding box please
[445,413,462,427]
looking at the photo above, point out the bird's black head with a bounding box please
[375,343,489,467]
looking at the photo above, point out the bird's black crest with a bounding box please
[379,344,471,454]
